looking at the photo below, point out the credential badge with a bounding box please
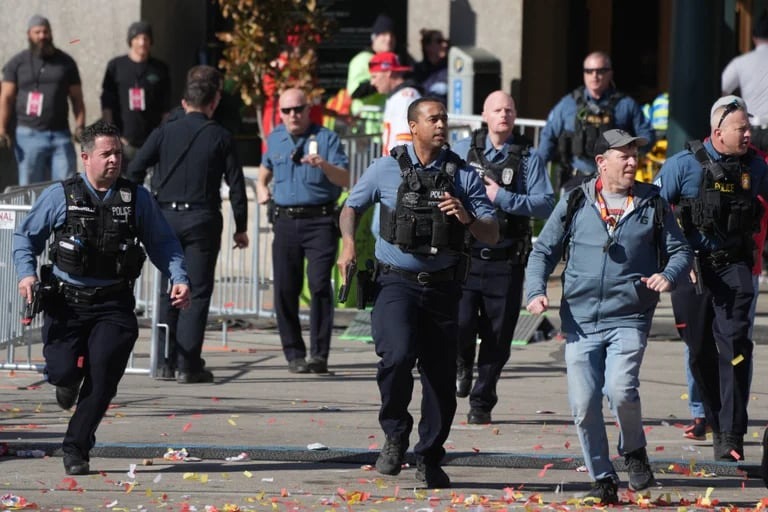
[120,188,132,203]
[501,168,514,185]
[741,173,751,190]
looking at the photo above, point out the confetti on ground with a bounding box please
[307,442,328,450]
[163,448,189,461]
[225,452,249,461]
[733,354,745,366]
[69,39,80,44]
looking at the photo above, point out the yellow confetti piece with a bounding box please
[228,418,237,426]
[200,473,208,483]
[182,472,197,480]
[414,489,427,500]
[243,470,253,478]
[732,354,744,366]
[145,488,152,497]
[705,486,714,499]
[680,393,689,400]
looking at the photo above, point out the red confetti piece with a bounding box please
[77,356,84,368]
[69,39,80,44]
[182,422,192,432]
[281,488,288,497]
[643,426,653,433]
[655,445,665,451]
[564,440,571,449]
[368,443,378,450]
[730,449,741,460]
[167,414,176,419]
[532,444,543,450]
[675,323,687,328]
[472,446,480,453]
[538,463,553,477]
[211,397,220,402]
[561,457,574,462]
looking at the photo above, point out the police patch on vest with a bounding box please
[402,191,420,208]
[502,168,514,185]
[742,173,751,190]
[120,188,132,203]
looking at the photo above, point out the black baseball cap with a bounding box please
[594,129,649,155]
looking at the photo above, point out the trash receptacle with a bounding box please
[447,46,501,115]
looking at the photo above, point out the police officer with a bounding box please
[537,51,654,191]
[338,97,498,488]
[12,120,190,475]
[450,91,555,424]
[655,95,768,462]
[257,87,349,374]
[127,65,249,384]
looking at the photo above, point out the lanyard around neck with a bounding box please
[595,177,633,228]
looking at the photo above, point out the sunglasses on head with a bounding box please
[280,104,307,115]
[717,100,743,129]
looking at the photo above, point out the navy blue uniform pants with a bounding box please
[371,272,461,465]
[158,209,222,372]
[457,259,524,412]
[42,289,138,460]
[671,261,754,434]
[272,215,337,362]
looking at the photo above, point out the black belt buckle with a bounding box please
[171,202,189,211]
[416,271,431,285]
[479,248,492,260]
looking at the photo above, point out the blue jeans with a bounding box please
[14,126,76,185]
[684,343,705,418]
[565,327,648,481]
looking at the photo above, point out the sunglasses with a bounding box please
[280,105,307,115]
[717,100,742,129]
[583,67,611,75]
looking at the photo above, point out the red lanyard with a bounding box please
[595,177,632,228]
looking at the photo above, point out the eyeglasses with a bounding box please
[280,105,307,115]
[717,100,742,129]
[583,67,611,75]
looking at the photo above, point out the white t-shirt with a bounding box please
[382,85,421,154]
[722,43,768,125]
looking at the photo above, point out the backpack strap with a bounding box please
[561,187,586,262]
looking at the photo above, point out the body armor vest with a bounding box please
[676,140,759,242]
[50,176,146,280]
[379,145,468,254]
[467,128,532,243]
[558,87,624,162]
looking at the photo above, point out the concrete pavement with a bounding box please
[2,282,768,510]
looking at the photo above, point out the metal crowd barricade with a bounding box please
[447,114,546,148]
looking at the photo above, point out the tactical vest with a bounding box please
[558,87,624,161]
[379,145,468,254]
[676,140,759,242]
[49,176,146,280]
[467,128,532,243]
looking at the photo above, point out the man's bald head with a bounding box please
[482,90,516,141]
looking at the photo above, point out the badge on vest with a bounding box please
[741,172,751,190]
[502,168,515,185]
[120,188,132,203]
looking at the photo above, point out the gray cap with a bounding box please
[127,21,152,46]
[28,14,50,30]
[594,129,648,155]
[710,94,752,120]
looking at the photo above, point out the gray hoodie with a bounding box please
[525,177,692,335]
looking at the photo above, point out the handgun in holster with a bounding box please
[692,250,704,296]
[21,264,56,325]
[267,199,277,224]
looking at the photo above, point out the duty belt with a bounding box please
[703,246,750,269]
[274,202,336,219]
[377,263,457,285]
[159,202,216,211]
[472,247,515,261]
[58,280,130,304]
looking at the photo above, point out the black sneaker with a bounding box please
[307,357,328,374]
[288,358,309,374]
[375,436,408,475]
[761,427,768,488]
[63,454,90,475]
[581,477,619,505]
[625,447,655,491]
[467,408,491,425]
[456,365,472,398]
[55,380,82,410]
[416,462,451,488]
[176,369,214,384]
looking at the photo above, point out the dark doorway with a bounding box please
[610,0,660,105]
